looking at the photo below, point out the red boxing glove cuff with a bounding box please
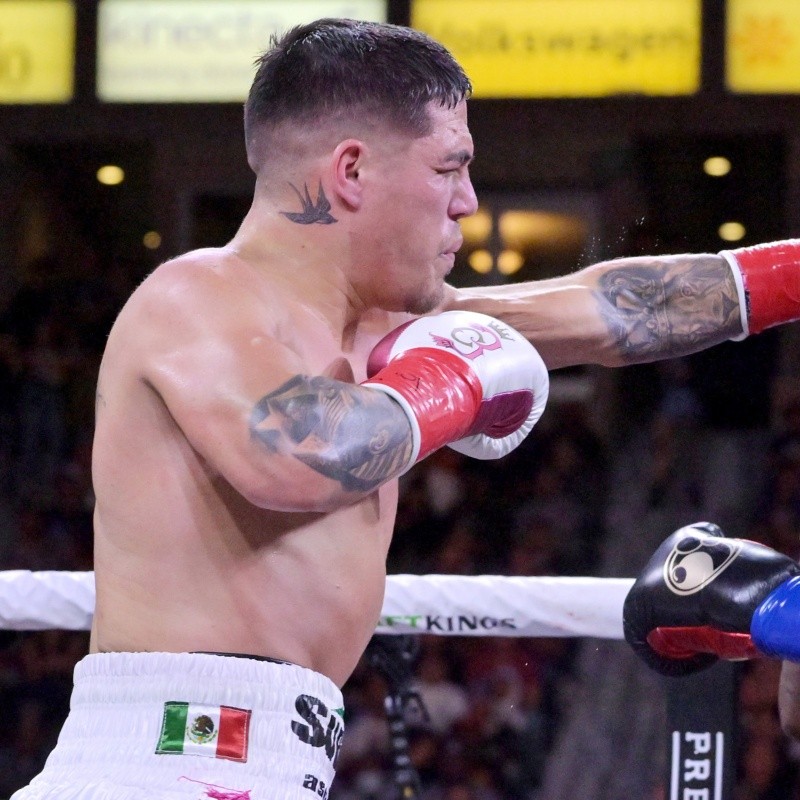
[721,240,800,335]
[364,348,483,464]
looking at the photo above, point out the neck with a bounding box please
[229,194,370,347]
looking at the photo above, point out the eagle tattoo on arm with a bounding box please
[249,375,413,492]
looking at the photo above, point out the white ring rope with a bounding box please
[0,571,632,639]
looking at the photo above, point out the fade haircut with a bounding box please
[244,18,472,172]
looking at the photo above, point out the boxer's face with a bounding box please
[357,100,477,313]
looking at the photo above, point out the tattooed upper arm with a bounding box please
[594,255,743,363]
[249,375,413,493]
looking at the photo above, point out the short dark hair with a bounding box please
[244,18,472,169]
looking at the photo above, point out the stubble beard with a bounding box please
[404,281,444,316]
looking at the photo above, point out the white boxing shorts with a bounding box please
[11,651,344,800]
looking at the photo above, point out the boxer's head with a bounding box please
[243,19,476,316]
[244,18,472,175]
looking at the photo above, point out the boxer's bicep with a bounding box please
[145,310,411,511]
[248,374,413,495]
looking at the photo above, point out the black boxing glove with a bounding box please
[623,522,800,676]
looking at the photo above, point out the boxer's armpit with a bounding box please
[249,375,413,492]
[595,255,742,363]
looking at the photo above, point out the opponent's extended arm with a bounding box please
[779,662,800,741]
[447,239,800,370]
[623,522,800,676]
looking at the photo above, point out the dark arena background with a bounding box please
[1,1,800,798]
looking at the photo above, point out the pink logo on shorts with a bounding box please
[179,776,253,800]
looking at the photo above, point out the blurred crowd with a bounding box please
[0,254,800,799]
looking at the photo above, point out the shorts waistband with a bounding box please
[74,650,340,703]
[32,652,344,796]
[191,650,293,665]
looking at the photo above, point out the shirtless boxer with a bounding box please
[13,17,800,800]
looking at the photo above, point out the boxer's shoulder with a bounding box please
[135,247,275,311]
[118,248,294,344]
[99,248,304,402]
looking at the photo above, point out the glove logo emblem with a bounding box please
[663,533,742,595]
[430,323,505,360]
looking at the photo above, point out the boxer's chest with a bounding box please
[284,311,391,384]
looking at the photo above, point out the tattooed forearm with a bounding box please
[594,255,743,363]
[249,375,412,492]
[280,182,337,225]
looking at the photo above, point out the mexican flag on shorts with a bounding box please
[156,701,251,762]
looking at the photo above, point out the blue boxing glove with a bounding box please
[623,522,800,676]
[752,575,800,658]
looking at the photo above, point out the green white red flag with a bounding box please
[156,701,251,762]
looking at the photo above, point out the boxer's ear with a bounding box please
[330,139,365,211]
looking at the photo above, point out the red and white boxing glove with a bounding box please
[720,239,800,336]
[363,310,548,467]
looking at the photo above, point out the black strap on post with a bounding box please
[663,660,738,800]
[365,634,429,800]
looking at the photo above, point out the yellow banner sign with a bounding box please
[0,1,74,103]
[97,0,386,102]
[412,0,700,97]
[727,0,800,92]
